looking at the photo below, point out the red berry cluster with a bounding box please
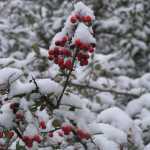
[48,36,73,70]
[70,15,92,24]
[0,130,14,139]
[48,11,95,70]
[75,38,95,66]
[58,125,90,140]
[22,134,41,148]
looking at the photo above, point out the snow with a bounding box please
[74,2,95,20]
[24,124,38,136]
[0,103,15,128]
[9,79,62,98]
[72,23,96,44]
[126,94,150,116]
[0,67,22,88]
[89,123,127,144]
[93,135,119,150]
[95,92,115,106]
[97,107,133,132]
[0,0,150,149]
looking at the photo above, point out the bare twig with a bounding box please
[70,82,140,98]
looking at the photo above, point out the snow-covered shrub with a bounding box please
[0,0,150,150]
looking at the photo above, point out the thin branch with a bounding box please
[70,82,140,98]
[31,76,55,111]
[90,137,101,150]
[55,48,79,108]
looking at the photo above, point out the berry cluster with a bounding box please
[70,14,92,24]
[75,38,95,66]
[48,11,95,70]
[0,130,14,139]
[22,134,41,148]
[57,125,91,140]
[48,34,74,70]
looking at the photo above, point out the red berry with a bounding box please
[77,53,82,61]
[22,136,29,142]
[26,141,33,148]
[79,43,88,50]
[58,57,64,66]
[10,103,19,110]
[76,129,90,140]
[16,111,24,120]
[0,131,3,138]
[70,16,77,24]
[63,49,72,57]
[48,55,54,60]
[60,63,66,70]
[55,41,62,46]
[75,39,81,47]
[23,136,33,148]
[54,57,59,64]
[62,36,68,43]
[33,135,41,143]
[62,125,73,135]
[39,121,46,129]
[48,132,53,137]
[48,49,54,55]
[80,59,88,66]
[75,14,81,20]
[82,15,92,23]
[65,59,73,70]
[5,131,14,139]
[84,53,90,59]
[54,47,60,56]
[88,47,94,53]
[91,43,96,48]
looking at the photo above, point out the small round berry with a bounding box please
[54,47,60,56]
[58,57,64,66]
[55,41,62,46]
[33,135,41,143]
[80,59,88,66]
[54,57,59,64]
[62,125,73,135]
[75,39,81,47]
[82,15,92,23]
[48,49,54,55]
[62,36,69,43]
[79,43,88,50]
[88,47,94,53]
[60,63,66,70]
[70,16,77,24]
[48,55,54,60]
[75,14,81,20]
[16,111,24,120]
[39,121,46,129]
[23,136,33,148]
[65,59,73,70]
[48,132,53,137]
[76,129,90,140]
[91,43,96,48]
[63,49,72,57]
[10,103,19,110]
